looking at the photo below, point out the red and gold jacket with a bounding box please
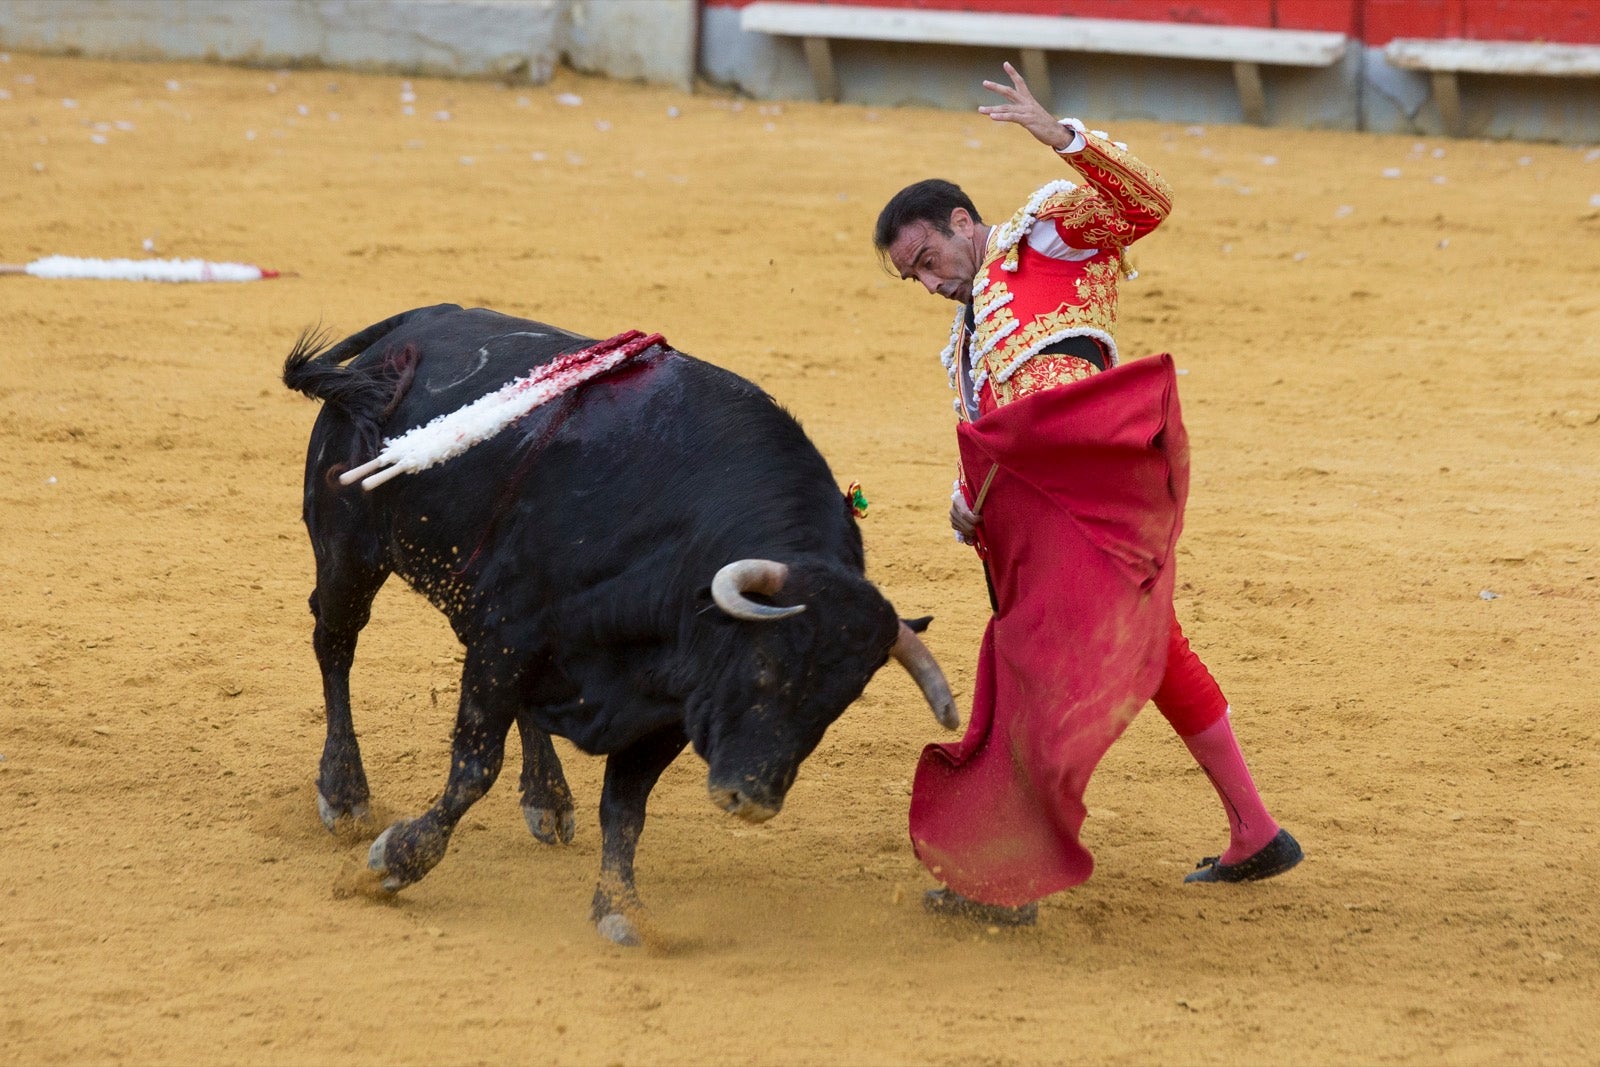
[942,123,1173,423]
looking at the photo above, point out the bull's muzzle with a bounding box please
[707,782,782,823]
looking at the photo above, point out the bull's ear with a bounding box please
[900,615,933,634]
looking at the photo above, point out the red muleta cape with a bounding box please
[909,354,1190,906]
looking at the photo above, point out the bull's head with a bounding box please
[692,558,957,822]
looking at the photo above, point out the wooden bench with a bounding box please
[738,1,1350,125]
[1383,38,1600,137]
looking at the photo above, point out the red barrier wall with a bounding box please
[707,0,1600,45]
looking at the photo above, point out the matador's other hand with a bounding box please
[979,61,1072,151]
[950,494,981,544]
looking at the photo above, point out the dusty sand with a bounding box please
[2,54,1597,1066]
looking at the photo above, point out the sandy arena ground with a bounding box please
[2,53,1597,1066]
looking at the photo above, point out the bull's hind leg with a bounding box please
[591,726,688,946]
[516,713,576,845]
[367,653,517,891]
[308,555,389,829]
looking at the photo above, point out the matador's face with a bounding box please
[888,210,984,305]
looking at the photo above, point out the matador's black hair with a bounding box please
[872,179,984,255]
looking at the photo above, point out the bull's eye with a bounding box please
[754,653,777,692]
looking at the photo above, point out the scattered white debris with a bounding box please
[404,139,424,149]
[666,105,680,118]
[529,151,547,162]
[1184,125,1206,136]
[17,74,36,84]
[400,90,416,104]
[1382,167,1402,178]
[0,89,10,101]
[402,106,414,116]
[32,161,44,172]
[555,92,583,107]
[1437,238,1450,249]
[1334,204,1355,218]
[44,475,57,485]
[1432,147,1446,158]
[764,122,776,132]
[1432,175,1447,184]
[434,110,452,121]
[1590,193,1600,208]
[296,103,309,116]
[114,120,134,131]
[517,95,531,107]
[594,119,611,132]
[1261,155,1278,166]
[1236,186,1254,195]
[565,152,584,165]
[327,111,340,122]
[965,138,982,149]
[1220,243,1233,254]
[62,97,78,108]
[459,156,475,166]
[90,133,107,144]
[1517,156,1532,166]
[1175,368,1189,376]
[1478,589,1499,600]
[1,53,10,62]
[165,80,181,92]
[1584,148,1600,162]
[864,110,880,122]
[142,237,155,251]
[267,82,278,94]
[1292,251,1308,262]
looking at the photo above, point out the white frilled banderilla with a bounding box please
[339,330,666,491]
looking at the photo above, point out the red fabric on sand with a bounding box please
[909,354,1190,906]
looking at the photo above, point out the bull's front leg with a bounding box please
[367,654,517,892]
[591,725,688,946]
[516,712,576,845]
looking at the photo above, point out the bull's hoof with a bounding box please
[596,912,641,947]
[522,804,576,846]
[366,825,405,893]
[366,821,445,893]
[318,791,370,832]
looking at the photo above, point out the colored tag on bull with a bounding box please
[848,481,869,519]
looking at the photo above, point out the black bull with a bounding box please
[282,304,956,944]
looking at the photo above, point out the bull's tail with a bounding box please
[283,309,434,455]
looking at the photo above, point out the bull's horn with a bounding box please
[711,559,807,622]
[891,622,959,730]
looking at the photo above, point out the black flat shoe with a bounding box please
[1185,828,1304,884]
[923,888,1038,926]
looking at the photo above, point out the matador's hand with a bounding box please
[950,493,980,545]
[979,62,1073,151]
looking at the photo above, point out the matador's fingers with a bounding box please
[981,80,1020,102]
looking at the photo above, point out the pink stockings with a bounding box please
[1153,615,1280,865]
